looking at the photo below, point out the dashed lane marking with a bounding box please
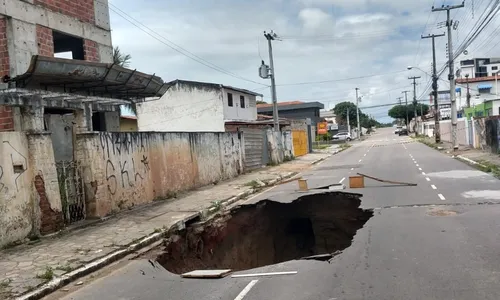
[419,168,422,171]
[422,172,426,175]
[426,177,431,181]
[340,177,345,183]
[438,194,446,201]
[359,159,362,162]
[431,185,437,190]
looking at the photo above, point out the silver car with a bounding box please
[333,132,352,141]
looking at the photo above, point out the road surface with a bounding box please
[52,128,500,300]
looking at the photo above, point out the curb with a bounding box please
[454,155,488,169]
[16,171,298,300]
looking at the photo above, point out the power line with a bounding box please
[276,70,407,87]
[107,3,267,86]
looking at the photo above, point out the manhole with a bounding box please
[427,208,458,216]
[144,192,373,274]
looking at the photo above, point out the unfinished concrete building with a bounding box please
[0,0,167,247]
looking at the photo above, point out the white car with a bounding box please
[394,126,402,134]
[333,132,352,141]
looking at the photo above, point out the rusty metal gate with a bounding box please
[292,130,308,157]
[241,128,266,171]
[56,161,86,224]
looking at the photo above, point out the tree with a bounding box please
[333,102,359,126]
[113,46,132,68]
[388,104,430,124]
[256,100,267,105]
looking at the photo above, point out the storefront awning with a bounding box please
[477,84,493,90]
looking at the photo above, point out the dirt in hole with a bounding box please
[147,192,373,274]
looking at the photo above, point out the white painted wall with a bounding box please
[222,88,257,122]
[456,78,500,107]
[486,63,500,76]
[137,83,225,132]
[461,66,474,79]
[493,99,500,116]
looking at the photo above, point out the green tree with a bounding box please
[113,46,132,68]
[333,102,359,126]
[388,104,429,124]
[256,100,267,105]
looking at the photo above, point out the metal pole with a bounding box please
[347,107,351,135]
[408,77,421,134]
[422,33,444,143]
[402,91,410,129]
[432,2,464,150]
[265,32,279,130]
[355,88,360,139]
[466,74,470,108]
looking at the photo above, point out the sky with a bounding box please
[110,0,500,123]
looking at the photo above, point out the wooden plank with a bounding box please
[181,269,232,278]
[357,173,417,186]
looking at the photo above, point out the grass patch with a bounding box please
[55,264,73,273]
[36,267,54,282]
[339,143,352,150]
[209,200,223,212]
[244,180,261,189]
[416,137,441,150]
[475,160,500,178]
[283,155,295,162]
[0,278,11,288]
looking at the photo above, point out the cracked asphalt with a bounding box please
[50,128,500,300]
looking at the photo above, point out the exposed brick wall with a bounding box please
[84,39,100,62]
[0,106,14,131]
[36,25,54,57]
[35,174,64,235]
[0,17,9,77]
[34,0,95,24]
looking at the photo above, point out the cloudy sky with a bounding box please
[110,0,500,123]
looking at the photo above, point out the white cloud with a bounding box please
[298,8,333,30]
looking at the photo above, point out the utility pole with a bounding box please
[432,2,464,150]
[346,108,351,135]
[264,31,279,130]
[465,74,471,107]
[422,33,445,143]
[355,88,360,139]
[402,91,410,129]
[397,97,403,126]
[408,76,421,135]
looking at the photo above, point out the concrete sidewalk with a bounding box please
[0,148,339,299]
[417,136,500,175]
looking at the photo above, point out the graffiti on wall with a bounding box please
[99,133,151,196]
[0,141,27,195]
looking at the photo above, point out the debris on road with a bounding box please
[350,173,418,188]
[181,269,232,279]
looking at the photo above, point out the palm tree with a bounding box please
[113,46,135,115]
[113,46,132,68]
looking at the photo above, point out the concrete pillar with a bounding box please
[74,104,93,133]
[21,96,44,132]
[6,18,38,77]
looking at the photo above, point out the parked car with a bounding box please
[394,126,402,134]
[399,128,408,136]
[333,132,352,141]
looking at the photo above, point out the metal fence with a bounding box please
[56,160,86,224]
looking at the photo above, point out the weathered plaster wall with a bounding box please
[76,131,244,217]
[137,82,225,132]
[0,132,64,247]
[266,129,294,165]
[0,132,32,247]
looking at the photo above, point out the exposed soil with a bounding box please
[148,192,373,274]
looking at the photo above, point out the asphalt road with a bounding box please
[53,128,500,300]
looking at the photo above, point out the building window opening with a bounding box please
[92,112,106,131]
[228,93,233,107]
[53,31,84,60]
[240,95,245,108]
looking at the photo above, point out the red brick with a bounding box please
[83,39,100,62]
[35,175,64,235]
[36,25,54,57]
[34,0,95,24]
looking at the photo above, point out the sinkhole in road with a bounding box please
[149,192,373,274]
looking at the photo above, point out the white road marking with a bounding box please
[364,154,367,157]
[359,159,362,162]
[416,164,419,166]
[426,177,431,181]
[422,172,426,175]
[234,280,259,300]
[419,168,422,171]
[431,185,437,190]
[232,272,297,278]
[340,177,345,183]
[438,194,446,201]
[351,168,354,170]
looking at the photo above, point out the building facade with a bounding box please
[257,101,325,128]
[456,75,500,119]
[460,58,500,78]
[137,80,261,132]
[0,0,114,131]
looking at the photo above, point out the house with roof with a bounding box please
[456,75,500,119]
[257,101,325,129]
[136,80,263,132]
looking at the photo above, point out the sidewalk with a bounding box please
[0,148,339,299]
[417,136,500,176]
